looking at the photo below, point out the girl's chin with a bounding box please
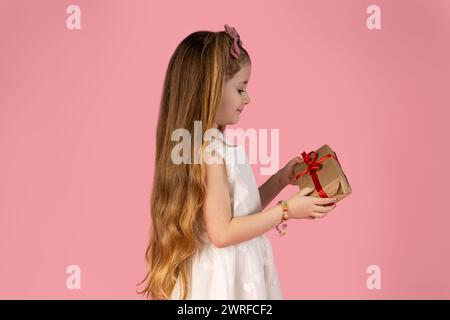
[221,115,240,126]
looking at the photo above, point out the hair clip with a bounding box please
[224,24,243,59]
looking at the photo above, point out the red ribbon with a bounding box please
[294,150,338,205]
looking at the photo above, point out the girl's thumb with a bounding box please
[299,187,315,196]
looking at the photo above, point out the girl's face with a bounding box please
[214,63,251,127]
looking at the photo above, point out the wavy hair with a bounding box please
[137,28,251,300]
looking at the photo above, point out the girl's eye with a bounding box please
[238,89,246,94]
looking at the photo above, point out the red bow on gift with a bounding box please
[295,150,338,205]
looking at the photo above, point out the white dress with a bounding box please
[170,131,283,300]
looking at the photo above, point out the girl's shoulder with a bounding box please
[213,130,243,149]
[206,133,246,167]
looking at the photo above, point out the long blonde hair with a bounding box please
[138,29,251,300]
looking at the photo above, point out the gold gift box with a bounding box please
[293,144,352,203]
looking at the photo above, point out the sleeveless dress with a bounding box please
[170,131,283,299]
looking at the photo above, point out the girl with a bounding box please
[138,24,337,300]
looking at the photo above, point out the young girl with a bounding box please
[138,24,337,300]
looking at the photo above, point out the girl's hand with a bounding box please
[278,156,305,187]
[285,187,337,220]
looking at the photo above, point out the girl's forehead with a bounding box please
[231,64,251,83]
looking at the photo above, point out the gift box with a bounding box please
[293,144,351,205]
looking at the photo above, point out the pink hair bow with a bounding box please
[224,24,243,59]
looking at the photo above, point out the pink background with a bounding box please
[1,0,449,299]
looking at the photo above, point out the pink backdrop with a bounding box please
[1,0,449,299]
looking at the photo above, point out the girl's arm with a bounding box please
[258,170,287,210]
[259,157,304,209]
[203,157,334,248]
[203,159,286,248]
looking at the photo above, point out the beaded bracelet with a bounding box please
[276,200,289,237]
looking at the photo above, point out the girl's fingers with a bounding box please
[299,187,315,197]
[287,157,301,167]
[286,157,304,171]
[313,204,336,213]
[312,212,327,219]
[315,197,337,205]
